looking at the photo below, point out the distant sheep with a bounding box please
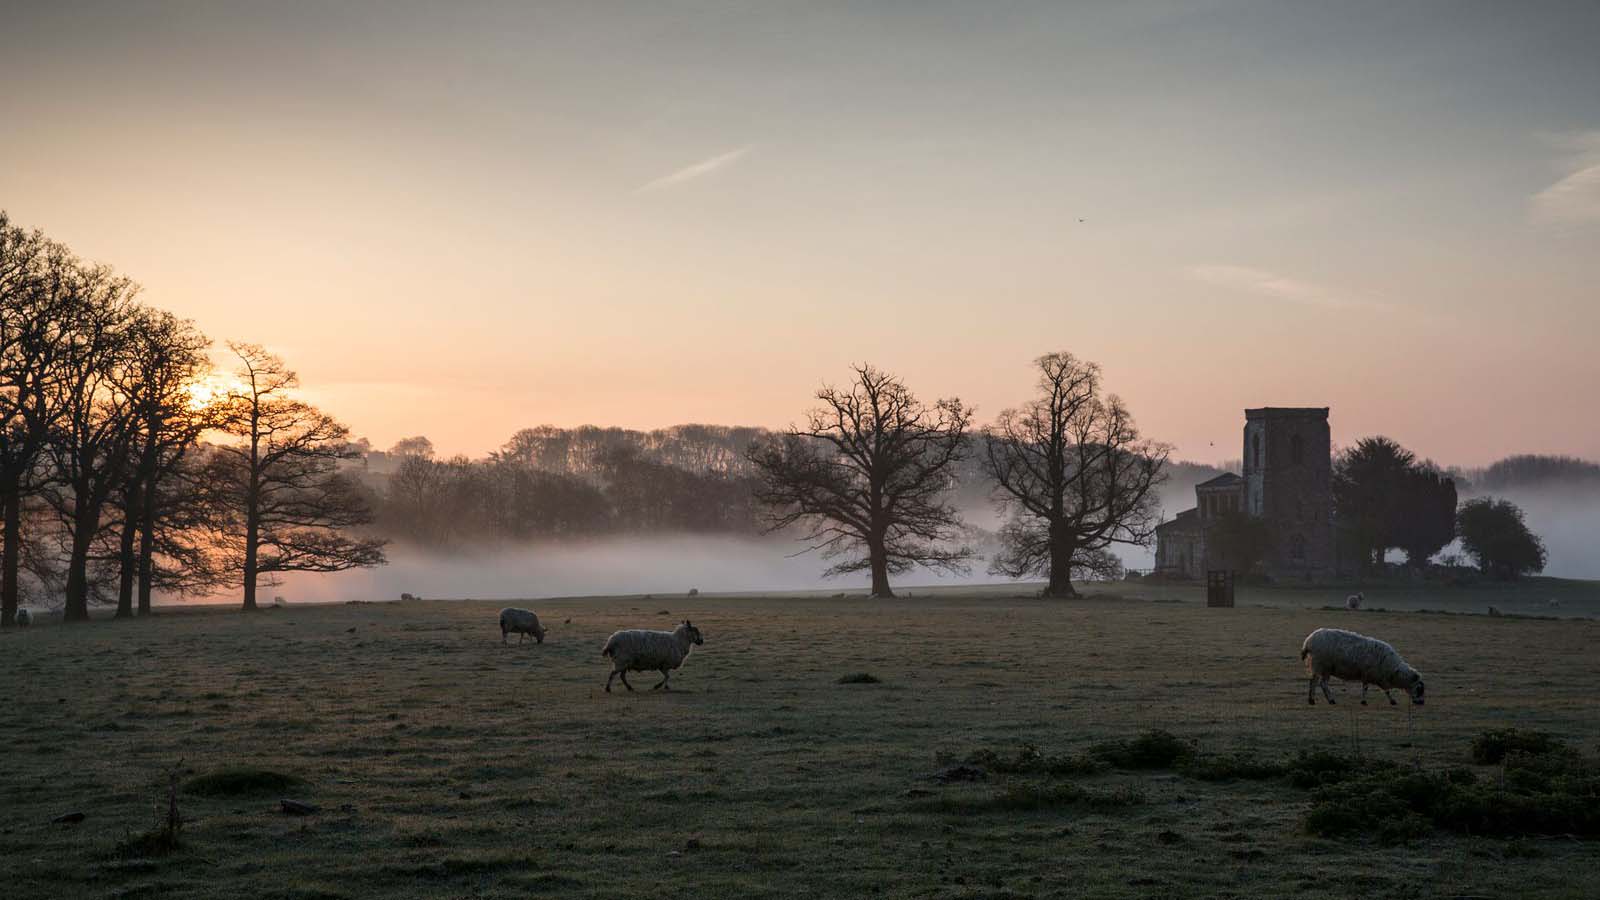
[499,607,546,644]
[1488,606,1502,617]
[1300,627,1425,707]
[601,620,704,693]
[14,608,30,627]
[400,592,416,601]
[687,588,700,597]
[1345,592,1364,610]
[1548,598,1561,609]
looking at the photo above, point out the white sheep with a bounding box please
[1300,627,1425,707]
[14,608,31,627]
[601,620,704,693]
[1345,592,1364,610]
[499,607,546,644]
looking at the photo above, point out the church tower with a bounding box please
[1243,407,1333,580]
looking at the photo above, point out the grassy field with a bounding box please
[3,586,1599,899]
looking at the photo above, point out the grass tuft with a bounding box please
[837,672,881,684]
[1089,730,1193,769]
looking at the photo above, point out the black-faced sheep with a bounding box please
[14,608,31,627]
[499,607,546,644]
[1300,627,1425,706]
[601,620,704,692]
[1345,592,1364,610]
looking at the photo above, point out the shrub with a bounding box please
[1179,752,1289,782]
[1089,730,1193,769]
[837,672,881,684]
[1470,728,1563,765]
[965,743,1105,777]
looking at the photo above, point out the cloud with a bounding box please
[1531,131,1600,224]
[1184,264,1388,312]
[637,145,753,193]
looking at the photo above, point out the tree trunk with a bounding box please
[868,542,894,598]
[242,505,259,611]
[136,488,155,615]
[1041,529,1079,599]
[1,486,19,628]
[114,485,139,618]
[63,503,99,622]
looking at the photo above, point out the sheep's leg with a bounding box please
[501,627,508,645]
[1361,683,1369,705]
[652,669,670,691]
[1320,676,1337,705]
[619,670,635,692]
[1384,689,1396,706]
[1308,675,1317,705]
[605,670,617,693]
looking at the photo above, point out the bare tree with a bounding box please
[0,214,72,626]
[983,352,1168,598]
[110,310,215,616]
[748,364,972,598]
[204,343,385,610]
[42,262,142,622]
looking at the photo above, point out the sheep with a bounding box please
[499,607,546,644]
[1548,598,1561,610]
[1300,627,1425,707]
[14,608,31,628]
[1345,592,1364,610]
[601,620,704,693]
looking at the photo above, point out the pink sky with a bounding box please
[4,3,1597,466]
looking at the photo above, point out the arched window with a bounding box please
[1252,434,1262,469]
[1290,533,1307,560]
[1290,434,1304,465]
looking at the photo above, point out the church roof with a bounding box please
[1155,507,1199,532]
[1196,472,1243,488]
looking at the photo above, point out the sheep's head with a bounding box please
[1400,667,1425,705]
[680,620,704,646]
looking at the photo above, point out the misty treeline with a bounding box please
[0,212,384,624]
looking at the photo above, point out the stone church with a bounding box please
[1154,407,1334,581]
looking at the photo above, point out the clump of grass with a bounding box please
[184,767,302,797]
[1305,739,1600,841]
[1471,728,1563,765]
[917,781,1145,814]
[115,761,185,859]
[1089,730,1193,770]
[1178,752,1289,782]
[1285,750,1358,789]
[837,672,881,684]
[964,743,1105,777]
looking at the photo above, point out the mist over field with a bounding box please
[1468,485,1600,581]
[261,534,1030,605]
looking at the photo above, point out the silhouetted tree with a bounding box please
[982,352,1167,598]
[204,344,385,610]
[389,435,434,459]
[42,262,142,622]
[0,214,74,626]
[748,364,972,598]
[1332,437,1417,570]
[1393,466,1457,568]
[110,310,215,616]
[1456,497,1546,580]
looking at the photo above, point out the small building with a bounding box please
[1155,407,1334,581]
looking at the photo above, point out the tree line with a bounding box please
[0,212,384,624]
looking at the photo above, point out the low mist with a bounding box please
[257,534,1032,605]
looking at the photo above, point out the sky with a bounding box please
[3,0,1598,466]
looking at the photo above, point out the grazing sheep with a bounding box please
[400,592,415,601]
[1300,627,1425,707]
[499,607,546,644]
[601,620,704,693]
[687,588,699,597]
[1345,592,1364,610]
[1488,606,1502,617]
[14,608,31,627]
